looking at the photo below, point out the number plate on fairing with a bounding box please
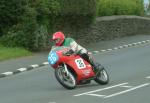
[75,58,86,69]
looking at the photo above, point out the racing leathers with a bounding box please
[61,38,97,71]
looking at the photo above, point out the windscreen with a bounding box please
[50,46,70,52]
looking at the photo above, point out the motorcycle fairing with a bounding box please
[65,55,95,82]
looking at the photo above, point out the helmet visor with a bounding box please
[54,38,61,44]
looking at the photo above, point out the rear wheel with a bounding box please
[55,67,76,89]
[94,64,109,85]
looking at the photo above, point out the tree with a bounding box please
[0,0,27,36]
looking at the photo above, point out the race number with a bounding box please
[48,51,58,65]
[75,58,86,69]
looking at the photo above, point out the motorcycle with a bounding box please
[48,46,109,89]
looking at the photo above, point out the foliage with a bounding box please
[97,0,144,16]
[0,0,97,51]
[0,0,60,51]
[0,0,26,36]
[51,0,97,39]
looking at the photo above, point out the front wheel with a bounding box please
[55,67,76,89]
[94,64,109,85]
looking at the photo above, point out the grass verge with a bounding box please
[0,45,32,61]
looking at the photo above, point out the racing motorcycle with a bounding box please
[48,46,109,89]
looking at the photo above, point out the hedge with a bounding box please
[0,0,145,51]
[0,0,97,51]
[97,0,144,16]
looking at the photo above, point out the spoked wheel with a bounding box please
[94,64,109,85]
[55,68,76,89]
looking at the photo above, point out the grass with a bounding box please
[0,45,32,61]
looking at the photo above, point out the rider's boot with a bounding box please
[88,58,99,73]
[80,53,99,72]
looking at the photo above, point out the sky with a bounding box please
[144,0,149,5]
[143,0,149,9]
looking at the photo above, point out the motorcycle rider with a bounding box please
[51,31,98,72]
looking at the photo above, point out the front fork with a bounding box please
[62,63,69,77]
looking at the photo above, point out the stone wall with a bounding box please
[76,15,150,45]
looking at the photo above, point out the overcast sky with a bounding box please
[144,0,149,4]
[143,0,149,9]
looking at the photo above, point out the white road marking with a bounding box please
[101,50,106,52]
[31,64,39,68]
[123,45,129,47]
[74,82,128,96]
[107,49,113,51]
[85,93,106,97]
[113,47,118,50]
[2,72,13,75]
[17,68,27,72]
[128,44,133,46]
[146,40,150,42]
[119,46,123,48]
[104,83,150,98]
[94,51,99,53]
[142,41,146,43]
[146,76,150,79]
[120,85,133,88]
[43,62,49,65]
[88,52,92,54]
[133,43,138,45]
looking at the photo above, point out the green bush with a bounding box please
[0,0,26,36]
[0,0,60,51]
[0,0,97,51]
[51,0,97,39]
[97,0,144,16]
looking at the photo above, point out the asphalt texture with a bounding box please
[0,35,150,103]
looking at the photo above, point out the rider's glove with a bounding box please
[76,49,83,55]
[63,49,74,56]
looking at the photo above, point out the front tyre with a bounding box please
[55,68,76,90]
[94,65,109,85]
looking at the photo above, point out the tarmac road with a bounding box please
[0,35,150,103]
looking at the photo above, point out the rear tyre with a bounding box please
[55,68,76,89]
[94,64,109,85]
